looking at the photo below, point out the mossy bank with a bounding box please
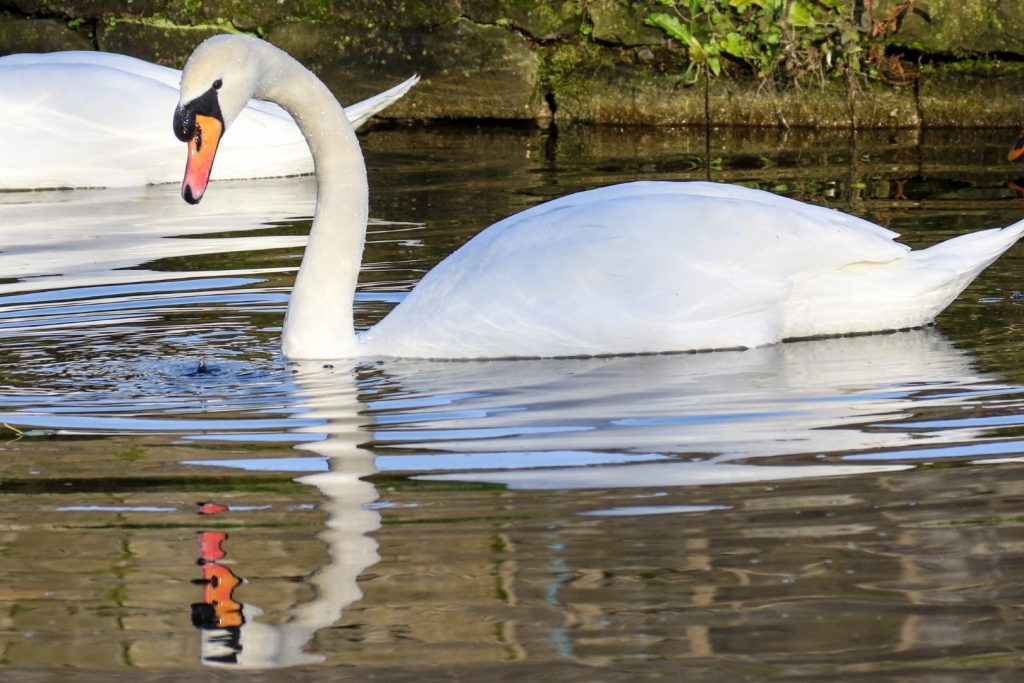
[1,0,1023,128]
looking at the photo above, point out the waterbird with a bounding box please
[175,34,1024,360]
[0,49,416,189]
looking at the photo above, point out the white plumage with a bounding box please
[175,35,1024,360]
[365,180,1024,357]
[0,50,416,189]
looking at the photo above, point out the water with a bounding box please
[1,125,1024,680]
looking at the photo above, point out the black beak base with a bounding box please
[173,87,223,143]
[173,105,195,143]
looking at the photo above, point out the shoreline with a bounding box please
[1,1,1022,129]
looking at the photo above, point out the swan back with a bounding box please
[0,50,308,188]
[1,45,415,189]
[363,182,912,358]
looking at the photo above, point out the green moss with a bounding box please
[490,534,508,553]
[589,0,664,46]
[130,15,243,33]
[925,59,1024,77]
[4,0,1024,126]
[106,583,129,607]
[464,1,581,40]
[942,652,1023,668]
[382,514,531,526]
[0,17,93,53]
[914,459,972,470]
[371,474,506,492]
[0,475,310,495]
[950,515,1024,526]
[919,60,1024,127]
[541,39,628,100]
[114,447,146,462]
[879,0,1024,56]
[544,39,704,125]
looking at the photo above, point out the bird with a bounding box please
[174,34,1024,360]
[0,49,417,189]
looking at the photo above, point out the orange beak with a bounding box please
[200,563,244,628]
[182,114,223,204]
[197,530,228,561]
[1009,131,1024,162]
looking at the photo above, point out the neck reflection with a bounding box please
[194,362,378,669]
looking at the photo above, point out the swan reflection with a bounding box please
[0,177,320,298]
[363,329,1005,488]
[188,328,1017,667]
[194,362,379,668]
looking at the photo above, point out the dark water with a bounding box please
[1,125,1024,681]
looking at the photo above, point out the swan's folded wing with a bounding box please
[0,63,178,188]
[0,50,181,87]
[366,183,910,358]
[0,61,311,187]
[0,53,411,188]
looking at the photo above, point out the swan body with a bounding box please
[0,50,416,189]
[175,35,1024,360]
[364,181,1023,357]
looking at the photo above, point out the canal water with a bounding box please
[0,125,1023,681]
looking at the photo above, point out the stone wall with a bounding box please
[0,0,1022,128]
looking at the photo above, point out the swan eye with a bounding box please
[212,78,223,91]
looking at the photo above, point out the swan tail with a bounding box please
[893,219,1024,324]
[785,220,1023,339]
[915,219,1024,278]
[342,75,420,130]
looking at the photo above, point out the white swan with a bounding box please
[175,35,1024,360]
[0,50,416,189]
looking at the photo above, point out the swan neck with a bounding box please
[260,50,367,359]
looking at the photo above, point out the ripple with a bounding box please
[579,504,732,516]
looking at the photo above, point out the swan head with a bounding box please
[174,35,263,204]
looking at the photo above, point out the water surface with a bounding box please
[1,126,1024,680]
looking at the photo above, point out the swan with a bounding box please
[175,35,1024,360]
[0,50,416,189]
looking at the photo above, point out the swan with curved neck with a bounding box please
[176,35,369,358]
[175,35,1024,360]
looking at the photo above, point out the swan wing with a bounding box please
[343,75,420,129]
[0,52,413,188]
[1,62,184,188]
[0,59,308,188]
[365,181,910,358]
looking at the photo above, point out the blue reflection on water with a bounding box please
[184,450,669,473]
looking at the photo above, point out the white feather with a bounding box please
[178,36,1024,360]
[364,181,1014,358]
[0,50,417,189]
